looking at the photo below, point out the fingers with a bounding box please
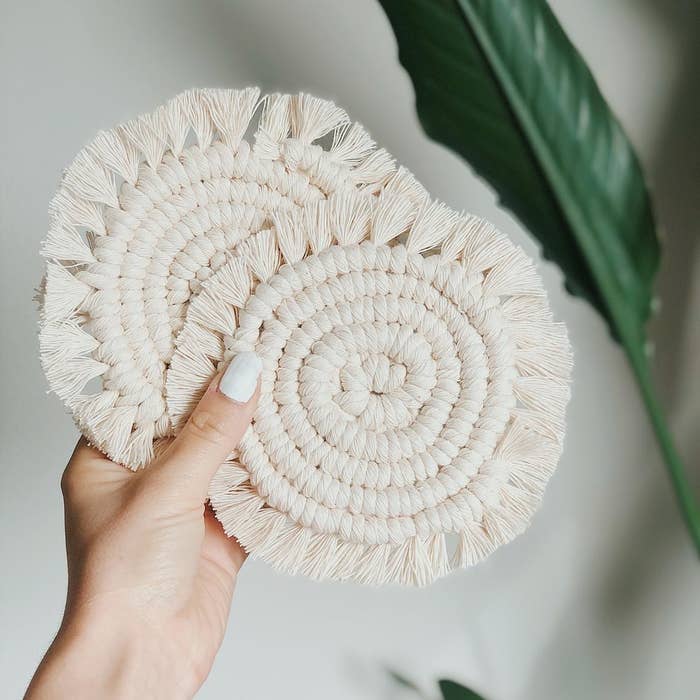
[61,438,131,503]
[202,505,247,575]
[62,439,107,486]
[69,437,106,464]
[150,352,262,504]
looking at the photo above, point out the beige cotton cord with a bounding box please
[38,88,572,586]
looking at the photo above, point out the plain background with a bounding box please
[1,1,699,698]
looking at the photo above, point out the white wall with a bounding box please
[1,1,698,698]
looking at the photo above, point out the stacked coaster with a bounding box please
[39,88,571,585]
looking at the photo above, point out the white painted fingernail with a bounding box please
[218,352,262,403]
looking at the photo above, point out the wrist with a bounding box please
[26,604,199,700]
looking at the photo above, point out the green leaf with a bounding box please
[438,679,486,700]
[378,0,700,552]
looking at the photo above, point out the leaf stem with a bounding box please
[625,344,700,554]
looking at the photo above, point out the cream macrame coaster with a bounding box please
[39,88,571,586]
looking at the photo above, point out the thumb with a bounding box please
[150,352,262,505]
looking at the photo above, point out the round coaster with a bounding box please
[38,88,397,467]
[166,190,571,585]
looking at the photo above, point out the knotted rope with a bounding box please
[39,88,571,585]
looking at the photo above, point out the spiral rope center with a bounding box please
[208,242,513,549]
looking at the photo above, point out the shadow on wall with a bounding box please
[642,0,700,420]
[526,2,700,698]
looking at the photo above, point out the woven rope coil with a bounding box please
[39,88,572,585]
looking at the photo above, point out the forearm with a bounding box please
[25,609,197,700]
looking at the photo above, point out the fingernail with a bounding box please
[218,352,262,403]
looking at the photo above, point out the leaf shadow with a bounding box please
[521,448,697,699]
[523,3,700,695]
[638,0,700,411]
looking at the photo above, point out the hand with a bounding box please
[26,353,262,700]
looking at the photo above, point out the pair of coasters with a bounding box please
[38,88,571,585]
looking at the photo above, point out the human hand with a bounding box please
[26,353,262,700]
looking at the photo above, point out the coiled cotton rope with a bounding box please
[38,88,571,585]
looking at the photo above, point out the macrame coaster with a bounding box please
[39,88,571,586]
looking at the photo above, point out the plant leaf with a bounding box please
[378,0,700,552]
[438,679,486,700]
[378,0,659,334]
